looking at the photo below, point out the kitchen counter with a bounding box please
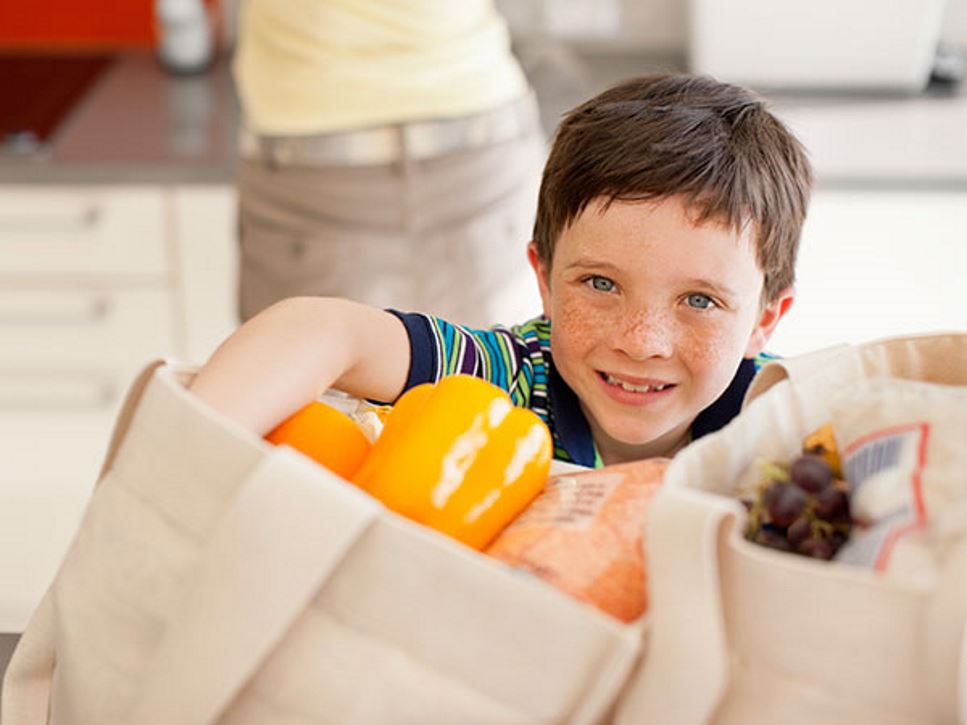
[523,47,967,189]
[772,84,967,188]
[0,52,238,185]
[0,59,242,644]
[2,48,967,188]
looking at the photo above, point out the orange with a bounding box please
[265,400,372,480]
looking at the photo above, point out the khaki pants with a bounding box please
[237,122,546,328]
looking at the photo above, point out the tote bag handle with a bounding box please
[746,333,967,406]
[1,360,167,725]
[128,447,381,725]
[615,487,737,724]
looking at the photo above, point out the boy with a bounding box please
[189,73,812,467]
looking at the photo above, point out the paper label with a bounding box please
[834,422,929,571]
[507,472,623,531]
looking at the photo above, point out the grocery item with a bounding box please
[348,401,392,443]
[824,379,967,587]
[305,392,391,444]
[486,458,668,622]
[265,400,372,480]
[802,421,843,478]
[353,375,552,550]
[742,425,852,560]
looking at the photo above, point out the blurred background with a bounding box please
[1,0,965,684]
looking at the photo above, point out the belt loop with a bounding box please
[399,121,413,166]
[398,123,413,173]
[263,137,279,171]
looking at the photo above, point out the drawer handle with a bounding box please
[0,372,116,411]
[0,204,101,234]
[0,296,111,326]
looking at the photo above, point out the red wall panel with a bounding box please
[0,0,156,49]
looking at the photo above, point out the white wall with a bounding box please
[944,0,967,45]
[769,190,967,355]
[501,0,967,52]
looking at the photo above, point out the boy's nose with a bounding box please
[613,311,675,361]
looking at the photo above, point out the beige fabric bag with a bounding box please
[2,362,643,725]
[616,332,967,725]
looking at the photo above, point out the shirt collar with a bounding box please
[546,358,599,468]
[690,357,757,440]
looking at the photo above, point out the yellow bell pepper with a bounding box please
[353,375,552,550]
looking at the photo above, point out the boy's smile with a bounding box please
[529,196,791,464]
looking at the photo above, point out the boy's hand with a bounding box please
[188,297,410,435]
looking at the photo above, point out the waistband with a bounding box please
[239,93,541,167]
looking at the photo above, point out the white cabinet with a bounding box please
[768,189,967,356]
[0,183,238,631]
[170,185,240,363]
[0,187,168,278]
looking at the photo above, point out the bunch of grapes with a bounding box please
[743,453,851,560]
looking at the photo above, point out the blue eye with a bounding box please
[686,293,716,310]
[587,276,615,292]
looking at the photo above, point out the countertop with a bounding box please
[0,52,238,185]
[772,85,967,189]
[524,48,967,189]
[2,49,967,188]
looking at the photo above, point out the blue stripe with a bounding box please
[482,332,508,389]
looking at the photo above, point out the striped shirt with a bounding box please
[390,311,777,467]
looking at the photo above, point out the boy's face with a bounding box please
[529,195,792,463]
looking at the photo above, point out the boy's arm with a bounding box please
[187,297,410,435]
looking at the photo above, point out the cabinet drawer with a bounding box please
[0,288,178,370]
[0,186,168,279]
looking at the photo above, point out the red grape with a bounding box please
[755,528,792,552]
[798,536,836,560]
[787,516,812,547]
[789,454,833,493]
[745,439,853,561]
[766,481,807,527]
[815,486,849,521]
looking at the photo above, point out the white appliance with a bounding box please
[154,0,214,74]
[688,0,948,92]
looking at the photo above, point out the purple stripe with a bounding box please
[460,340,477,375]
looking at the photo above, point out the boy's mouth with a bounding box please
[599,372,674,394]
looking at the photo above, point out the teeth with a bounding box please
[605,374,668,393]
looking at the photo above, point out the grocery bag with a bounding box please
[1,361,643,725]
[616,332,967,725]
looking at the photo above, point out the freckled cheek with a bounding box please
[552,297,610,356]
[679,323,744,381]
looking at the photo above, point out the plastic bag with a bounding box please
[486,458,668,622]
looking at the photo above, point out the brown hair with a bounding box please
[532,74,812,303]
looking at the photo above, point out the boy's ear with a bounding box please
[744,287,795,358]
[527,242,552,319]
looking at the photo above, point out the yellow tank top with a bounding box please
[233,0,529,135]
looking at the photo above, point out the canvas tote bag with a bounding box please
[615,332,967,725]
[2,361,644,725]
